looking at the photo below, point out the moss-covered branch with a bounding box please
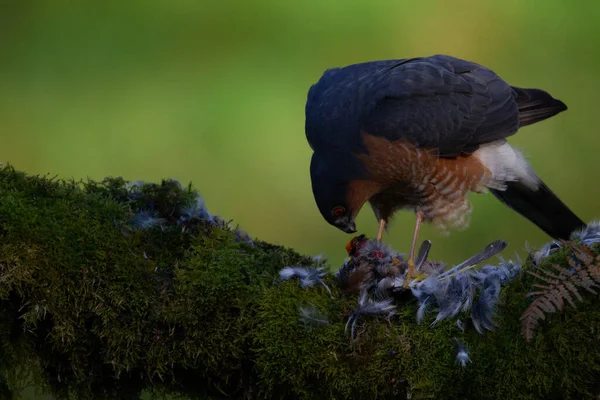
[0,166,599,400]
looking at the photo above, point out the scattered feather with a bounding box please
[533,242,561,266]
[180,194,213,223]
[415,240,432,270]
[452,338,471,368]
[416,295,434,325]
[531,221,600,266]
[345,291,396,339]
[438,240,507,280]
[298,306,329,328]
[131,210,166,230]
[124,180,146,200]
[279,266,333,297]
[279,266,323,286]
[234,227,254,246]
[312,254,326,264]
[572,221,600,246]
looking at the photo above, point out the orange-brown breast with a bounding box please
[350,133,494,230]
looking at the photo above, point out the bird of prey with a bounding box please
[305,54,585,284]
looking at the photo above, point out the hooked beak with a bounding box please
[342,221,357,234]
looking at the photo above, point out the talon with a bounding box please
[402,211,425,288]
[403,260,418,288]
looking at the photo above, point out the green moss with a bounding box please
[0,165,599,399]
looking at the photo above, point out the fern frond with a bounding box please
[520,241,600,342]
[563,280,583,302]
[568,242,600,284]
[565,240,594,262]
[556,283,577,308]
[528,270,560,284]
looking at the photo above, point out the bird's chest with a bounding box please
[358,139,489,223]
[368,162,462,215]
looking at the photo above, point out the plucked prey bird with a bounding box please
[305,54,585,284]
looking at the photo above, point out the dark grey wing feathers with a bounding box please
[361,55,520,156]
[305,55,566,157]
[512,86,567,127]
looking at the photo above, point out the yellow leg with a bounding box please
[403,211,424,287]
[376,219,386,241]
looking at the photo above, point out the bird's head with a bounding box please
[310,154,359,234]
[329,204,357,234]
[315,193,357,234]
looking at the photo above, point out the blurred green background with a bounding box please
[2,0,599,273]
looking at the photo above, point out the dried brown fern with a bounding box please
[520,241,600,342]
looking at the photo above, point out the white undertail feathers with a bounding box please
[473,140,539,191]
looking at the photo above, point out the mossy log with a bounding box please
[0,165,599,400]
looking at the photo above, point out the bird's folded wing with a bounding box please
[361,55,520,157]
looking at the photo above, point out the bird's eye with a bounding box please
[332,206,346,217]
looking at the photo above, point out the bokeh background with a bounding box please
[2,0,600,276]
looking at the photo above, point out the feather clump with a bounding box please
[335,235,519,332]
[410,240,521,333]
